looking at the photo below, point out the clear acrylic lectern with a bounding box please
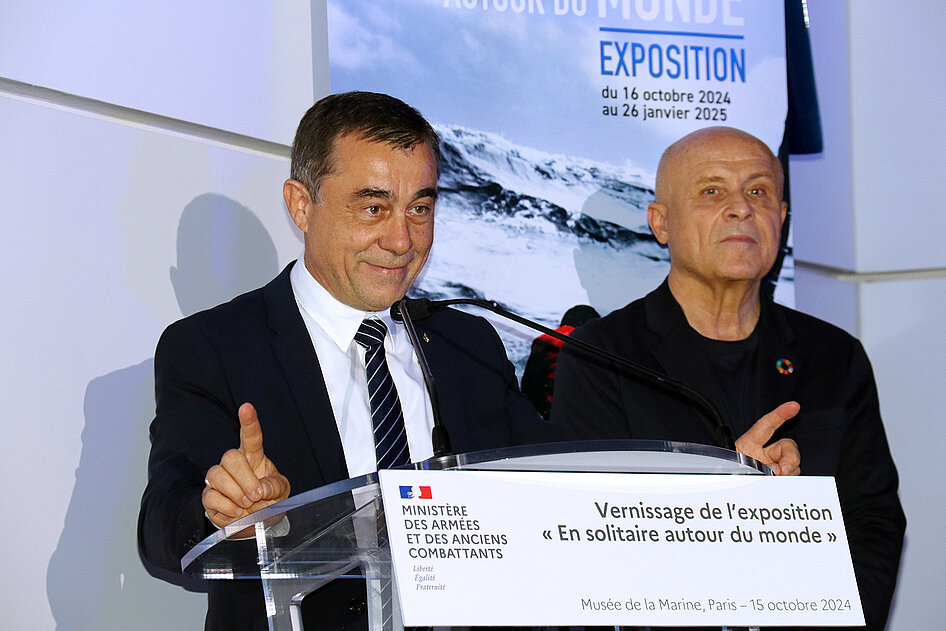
[182,440,768,631]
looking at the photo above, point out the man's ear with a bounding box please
[780,200,788,223]
[284,179,313,232]
[648,202,670,245]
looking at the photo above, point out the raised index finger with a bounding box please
[238,402,265,463]
[742,401,800,447]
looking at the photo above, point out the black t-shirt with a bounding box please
[694,327,760,439]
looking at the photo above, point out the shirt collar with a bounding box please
[290,257,400,352]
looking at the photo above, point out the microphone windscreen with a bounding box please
[391,298,434,322]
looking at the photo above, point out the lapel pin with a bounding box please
[776,358,794,375]
[422,333,430,343]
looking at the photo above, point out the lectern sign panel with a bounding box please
[378,470,863,628]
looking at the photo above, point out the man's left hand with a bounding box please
[734,401,801,476]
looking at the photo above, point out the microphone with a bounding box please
[393,297,735,450]
[390,298,451,458]
[391,298,434,322]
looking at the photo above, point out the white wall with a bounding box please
[791,1,946,629]
[0,2,320,628]
[0,2,314,143]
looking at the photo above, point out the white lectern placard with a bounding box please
[182,440,865,630]
[379,469,863,628]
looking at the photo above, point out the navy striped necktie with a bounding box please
[354,318,411,469]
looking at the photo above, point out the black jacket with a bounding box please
[552,279,905,631]
[138,262,547,630]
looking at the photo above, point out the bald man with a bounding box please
[552,127,904,631]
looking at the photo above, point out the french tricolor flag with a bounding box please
[399,485,433,499]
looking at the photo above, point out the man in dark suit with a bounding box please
[138,92,543,630]
[552,127,905,631]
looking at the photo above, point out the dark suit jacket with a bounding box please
[138,263,546,630]
[551,280,905,631]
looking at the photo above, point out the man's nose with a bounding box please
[379,212,412,254]
[726,192,754,219]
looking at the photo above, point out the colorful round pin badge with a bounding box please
[776,358,794,375]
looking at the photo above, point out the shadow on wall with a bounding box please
[171,193,281,315]
[47,194,279,629]
[572,189,670,316]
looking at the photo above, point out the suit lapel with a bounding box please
[410,316,462,441]
[752,299,799,426]
[264,264,349,483]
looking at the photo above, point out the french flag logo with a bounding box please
[399,485,433,499]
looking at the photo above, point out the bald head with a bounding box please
[647,126,788,294]
[654,127,784,204]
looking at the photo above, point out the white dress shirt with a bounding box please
[289,258,435,477]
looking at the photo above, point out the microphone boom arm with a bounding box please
[406,297,735,450]
[396,297,451,457]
